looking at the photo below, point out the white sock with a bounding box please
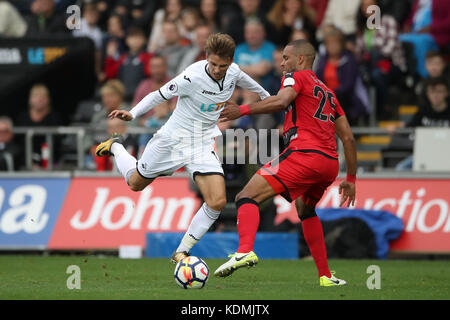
[111,143,136,184]
[176,202,221,253]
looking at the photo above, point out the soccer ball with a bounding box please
[174,256,209,289]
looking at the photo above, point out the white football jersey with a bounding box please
[132,60,270,142]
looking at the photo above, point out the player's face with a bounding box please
[281,45,297,75]
[207,54,232,80]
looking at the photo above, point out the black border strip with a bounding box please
[136,163,157,180]
[236,197,259,209]
[193,171,225,180]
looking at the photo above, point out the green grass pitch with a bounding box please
[0,255,449,300]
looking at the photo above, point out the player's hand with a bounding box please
[219,100,242,122]
[108,109,133,121]
[339,180,356,207]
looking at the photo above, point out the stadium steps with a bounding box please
[378,120,404,129]
[356,135,391,151]
[398,105,418,123]
[356,151,382,169]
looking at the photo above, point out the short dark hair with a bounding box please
[205,33,236,60]
[126,25,146,38]
[426,77,448,90]
[286,39,316,66]
[151,54,167,64]
[426,50,443,60]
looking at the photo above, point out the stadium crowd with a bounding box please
[0,0,449,172]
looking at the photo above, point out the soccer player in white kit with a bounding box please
[95,33,270,263]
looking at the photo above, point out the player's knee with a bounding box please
[206,197,227,211]
[129,183,145,192]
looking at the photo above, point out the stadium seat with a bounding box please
[72,99,102,124]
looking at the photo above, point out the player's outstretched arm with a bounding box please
[237,71,271,100]
[126,90,168,120]
[220,87,297,121]
[335,115,357,207]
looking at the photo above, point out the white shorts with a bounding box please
[136,132,224,180]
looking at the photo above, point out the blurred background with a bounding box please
[0,0,449,260]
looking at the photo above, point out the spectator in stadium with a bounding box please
[95,0,114,30]
[0,116,22,171]
[199,0,222,34]
[415,50,449,106]
[316,0,360,43]
[399,0,441,78]
[223,0,266,45]
[317,29,369,125]
[133,55,175,121]
[91,80,126,127]
[127,0,159,33]
[155,20,191,78]
[25,0,69,36]
[377,0,412,27]
[83,79,127,164]
[265,47,284,96]
[73,3,103,49]
[0,0,28,37]
[138,102,172,155]
[234,18,276,89]
[395,77,450,170]
[424,51,448,79]
[95,0,129,31]
[265,0,317,47]
[104,26,153,101]
[93,117,139,171]
[147,0,185,53]
[177,24,212,74]
[306,0,329,27]
[73,3,104,82]
[355,0,406,119]
[103,14,127,58]
[428,0,450,52]
[110,0,131,29]
[15,84,63,168]
[180,7,202,43]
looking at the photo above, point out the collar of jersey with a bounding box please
[204,63,226,91]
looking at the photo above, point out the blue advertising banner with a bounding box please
[145,232,299,259]
[0,178,71,248]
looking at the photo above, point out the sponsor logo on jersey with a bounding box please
[200,102,226,112]
[201,89,217,95]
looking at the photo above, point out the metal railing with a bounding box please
[10,126,416,171]
[12,126,158,171]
